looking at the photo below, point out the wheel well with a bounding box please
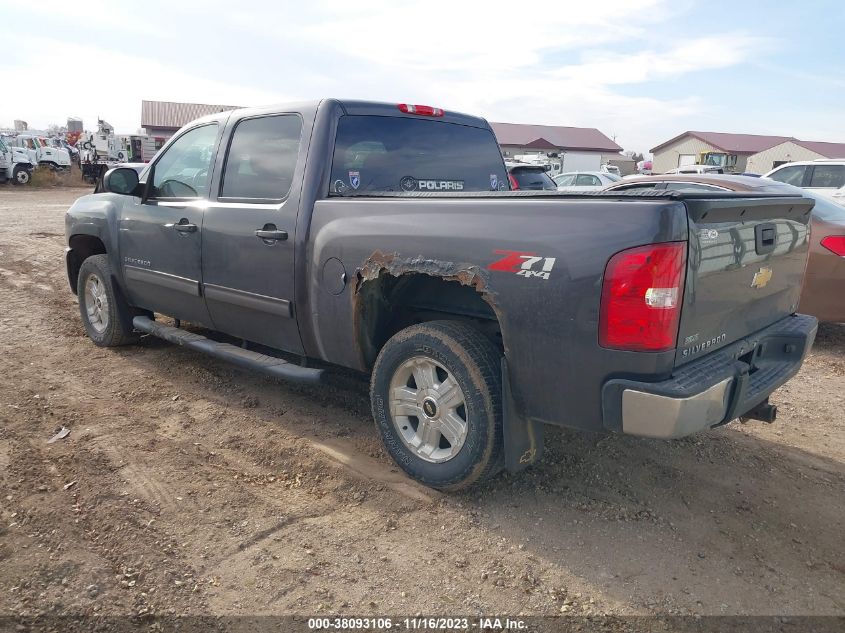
[67,235,107,294]
[356,272,502,369]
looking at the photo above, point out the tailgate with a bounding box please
[676,195,814,366]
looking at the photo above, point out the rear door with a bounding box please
[119,123,220,326]
[676,194,814,365]
[201,112,306,354]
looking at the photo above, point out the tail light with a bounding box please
[508,173,519,190]
[397,104,444,117]
[821,235,845,256]
[599,242,687,352]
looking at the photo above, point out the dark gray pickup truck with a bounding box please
[64,99,818,490]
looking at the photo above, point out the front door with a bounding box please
[201,113,304,354]
[119,123,221,326]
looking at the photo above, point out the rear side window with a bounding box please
[768,165,806,186]
[330,115,506,194]
[809,165,845,188]
[511,168,556,190]
[575,174,601,186]
[221,115,302,200]
[554,174,576,186]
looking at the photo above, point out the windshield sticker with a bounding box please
[489,250,556,280]
[498,181,507,191]
[490,174,498,190]
[400,176,417,191]
[334,179,348,194]
[348,170,361,190]
[399,176,465,192]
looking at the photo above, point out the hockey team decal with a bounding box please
[348,170,361,189]
[488,250,556,280]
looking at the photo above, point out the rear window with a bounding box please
[665,182,725,192]
[809,194,845,222]
[511,167,556,191]
[330,115,506,195]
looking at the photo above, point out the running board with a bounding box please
[132,316,324,384]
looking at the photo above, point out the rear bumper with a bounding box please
[601,314,818,439]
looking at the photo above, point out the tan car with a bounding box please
[604,175,845,323]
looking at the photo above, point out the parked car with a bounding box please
[554,170,620,191]
[764,159,845,200]
[64,99,817,490]
[603,174,845,322]
[663,165,723,175]
[505,162,556,190]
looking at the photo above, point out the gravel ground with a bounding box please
[0,187,843,628]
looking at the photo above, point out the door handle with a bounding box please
[166,218,197,233]
[255,225,288,242]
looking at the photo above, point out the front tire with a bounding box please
[370,321,504,491]
[77,255,139,346]
[12,166,31,185]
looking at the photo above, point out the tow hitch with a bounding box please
[741,399,778,424]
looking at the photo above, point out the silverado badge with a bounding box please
[751,266,773,289]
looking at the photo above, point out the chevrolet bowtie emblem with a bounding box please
[751,266,773,289]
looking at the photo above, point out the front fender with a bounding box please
[65,193,126,288]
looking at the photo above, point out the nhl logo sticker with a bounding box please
[349,170,360,190]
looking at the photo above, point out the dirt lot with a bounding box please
[1,188,843,625]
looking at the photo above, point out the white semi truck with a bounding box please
[12,134,72,169]
[0,136,36,185]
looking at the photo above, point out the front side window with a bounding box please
[768,164,806,186]
[220,115,302,200]
[151,124,218,199]
[330,115,506,194]
[809,165,845,188]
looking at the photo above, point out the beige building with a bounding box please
[651,131,845,174]
[491,122,627,175]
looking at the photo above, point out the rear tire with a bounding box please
[77,255,139,347]
[370,321,504,491]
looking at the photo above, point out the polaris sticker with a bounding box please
[488,250,556,280]
[399,176,464,192]
[348,170,361,189]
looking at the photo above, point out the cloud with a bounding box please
[0,0,772,153]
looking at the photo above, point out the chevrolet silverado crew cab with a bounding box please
[64,99,818,490]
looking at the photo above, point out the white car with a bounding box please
[554,171,621,191]
[764,159,845,203]
[663,165,723,175]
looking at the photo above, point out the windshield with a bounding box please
[330,115,506,194]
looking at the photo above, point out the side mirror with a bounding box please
[102,167,139,195]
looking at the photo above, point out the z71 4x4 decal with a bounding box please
[488,250,556,280]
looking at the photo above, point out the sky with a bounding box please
[1,0,843,156]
